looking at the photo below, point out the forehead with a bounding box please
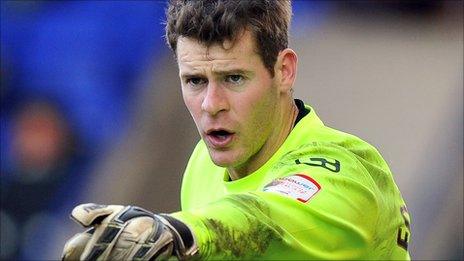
[176,30,260,69]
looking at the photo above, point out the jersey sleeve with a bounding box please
[172,142,382,260]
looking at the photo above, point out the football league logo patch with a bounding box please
[263,174,321,203]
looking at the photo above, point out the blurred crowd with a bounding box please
[1,1,462,260]
[1,1,166,258]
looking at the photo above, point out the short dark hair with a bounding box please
[165,0,292,76]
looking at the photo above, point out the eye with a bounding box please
[225,75,244,85]
[186,77,207,87]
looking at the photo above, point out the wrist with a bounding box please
[156,214,199,260]
[170,211,211,259]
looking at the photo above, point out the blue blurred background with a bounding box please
[1,1,462,260]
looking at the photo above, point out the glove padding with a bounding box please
[62,203,198,260]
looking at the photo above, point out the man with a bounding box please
[62,0,411,260]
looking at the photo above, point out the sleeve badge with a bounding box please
[263,174,321,203]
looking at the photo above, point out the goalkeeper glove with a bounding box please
[61,203,198,260]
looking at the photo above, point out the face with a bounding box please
[177,31,291,177]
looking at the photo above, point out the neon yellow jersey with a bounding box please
[172,104,411,260]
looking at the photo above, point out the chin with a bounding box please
[208,149,240,168]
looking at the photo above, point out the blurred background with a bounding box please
[0,1,462,260]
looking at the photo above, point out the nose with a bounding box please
[201,83,229,116]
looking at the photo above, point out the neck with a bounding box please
[228,98,298,180]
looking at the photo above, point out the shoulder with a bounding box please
[289,108,391,180]
[288,117,387,165]
[267,122,393,200]
[290,104,387,169]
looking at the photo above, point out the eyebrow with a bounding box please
[180,72,203,79]
[180,69,253,79]
[215,69,252,76]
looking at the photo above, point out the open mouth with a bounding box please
[208,130,232,140]
[206,129,235,147]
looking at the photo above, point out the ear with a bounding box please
[275,48,298,93]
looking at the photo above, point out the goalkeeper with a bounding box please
[62,0,411,260]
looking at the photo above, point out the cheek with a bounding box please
[183,93,201,123]
[252,96,276,132]
[238,86,278,138]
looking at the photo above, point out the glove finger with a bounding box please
[71,203,123,227]
[80,205,149,260]
[61,228,95,261]
[111,216,158,259]
[79,218,126,260]
[135,235,173,260]
[130,219,174,260]
[79,205,155,260]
